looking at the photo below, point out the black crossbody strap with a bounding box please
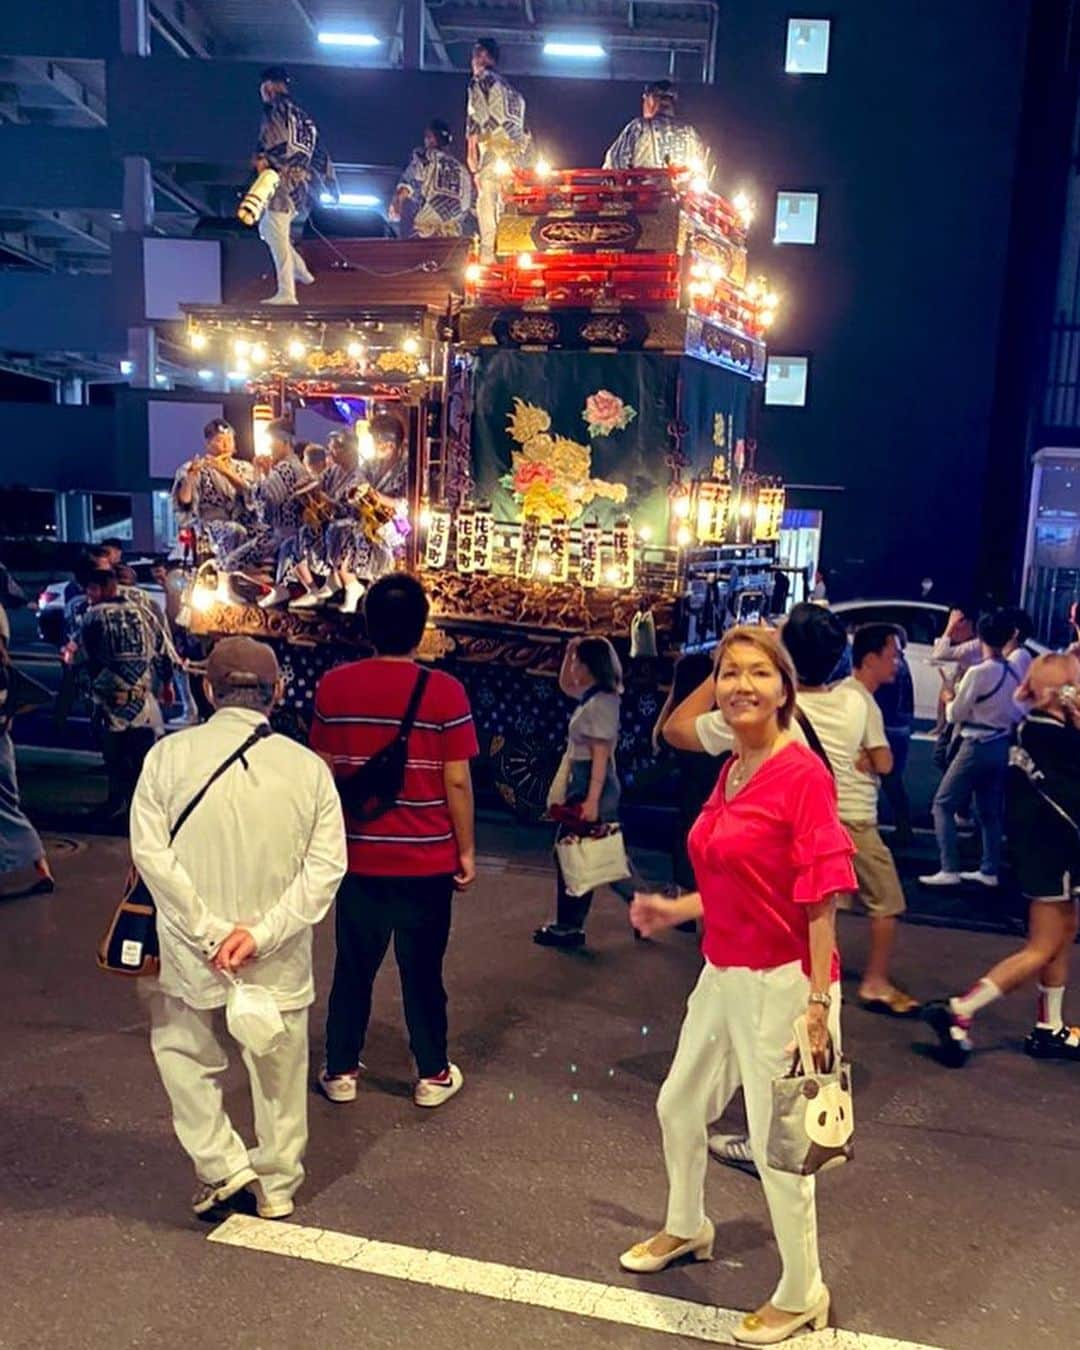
[168,722,273,844]
[396,667,431,746]
[794,706,834,778]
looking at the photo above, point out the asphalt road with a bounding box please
[1,811,1077,1350]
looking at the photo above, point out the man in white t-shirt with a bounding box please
[783,607,917,1016]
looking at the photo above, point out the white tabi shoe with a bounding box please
[338,580,365,614]
[258,583,292,609]
[290,585,336,610]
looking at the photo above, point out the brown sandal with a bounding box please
[859,988,921,1018]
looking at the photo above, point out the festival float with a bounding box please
[176,166,785,816]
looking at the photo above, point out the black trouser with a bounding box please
[101,726,156,815]
[325,872,454,1080]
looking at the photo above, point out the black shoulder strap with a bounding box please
[168,722,273,844]
[975,658,1019,705]
[396,667,431,745]
[794,706,834,778]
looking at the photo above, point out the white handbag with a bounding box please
[224,974,287,1058]
[555,825,631,897]
[767,1016,854,1176]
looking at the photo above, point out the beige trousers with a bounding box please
[658,961,842,1312]
[148,990,309,1209]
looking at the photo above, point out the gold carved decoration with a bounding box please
[508,315,560,344]
[580,316,632,346]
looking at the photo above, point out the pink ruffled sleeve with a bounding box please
[789,760,857,904]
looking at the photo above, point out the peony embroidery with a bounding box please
[500,398,629,522]
[583,390,637,439]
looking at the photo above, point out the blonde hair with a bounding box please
[714,625,797,730]
[1018,651,1080,706]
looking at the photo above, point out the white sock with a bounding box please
[1037,984,1065,1031]
[951,978,1001,1021]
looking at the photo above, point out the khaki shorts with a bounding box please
[841,821,906,918]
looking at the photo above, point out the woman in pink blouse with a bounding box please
[622,627,855,1346]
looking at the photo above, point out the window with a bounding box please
[90,493,133,543]
[785,18,830,74]
[774,191,819,245]
[765,356,809,406]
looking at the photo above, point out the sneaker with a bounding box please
[1024,1024,1080,1061]
[921,1000,973,1067]
[708,1133,759,1177]
[414,1062,464,1108]
[919,870,963,887]
[532,924,586,949]
[317,1067,360,1103]
[960,870,999,888]
[257,1197,296,1220]
[191,1164,258,1215]
[295,256,315,286]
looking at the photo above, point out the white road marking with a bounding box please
[209,1214,943,1349]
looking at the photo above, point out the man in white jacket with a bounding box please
[130,637,346,1219]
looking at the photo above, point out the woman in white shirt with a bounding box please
[534,637,624,950]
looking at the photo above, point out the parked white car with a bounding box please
[831,599,951,723]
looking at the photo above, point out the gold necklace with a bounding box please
[729,742,778,792]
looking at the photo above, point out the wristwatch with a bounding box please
[808,991,832,1009]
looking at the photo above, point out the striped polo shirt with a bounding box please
[310,657,479,877]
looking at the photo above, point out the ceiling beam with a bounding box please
[149,0,215,58]
[424,4,454,70]
[31,210,111,252]
[435,22,710,52]
[0,229,53,269]
[13,59,106,126]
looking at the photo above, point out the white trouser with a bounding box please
[658,961,842,1312]
[148,990,310,1209]
[475,167,503,263]
[257,206,308,301]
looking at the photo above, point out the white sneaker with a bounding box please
[257,1197,295,1220]
[708,1133,759,1177]
[258,583,292,609]
[317,1067,359,1103]
[338,580,364,614]
[191,1164,258,1215]
[960,870,999,888]
[919,870,963,887]
[262,292,298,306]
[414,1063,463,1108]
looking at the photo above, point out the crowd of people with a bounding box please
[3,556,1080,1343]
[175,415,407,613]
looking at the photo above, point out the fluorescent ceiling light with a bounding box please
[321,191,382,208]
[318,32,380,48]
[543,40,606,59]
[197,369,214,380]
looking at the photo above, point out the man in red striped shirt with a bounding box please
[310,574,478,1108]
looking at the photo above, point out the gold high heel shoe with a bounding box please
[618,1218,714,1273]
[732,1289,830,1345]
